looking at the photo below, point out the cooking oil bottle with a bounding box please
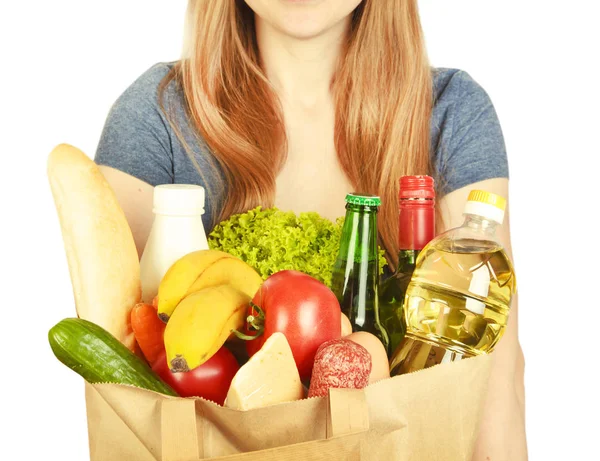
[389,190,516,376]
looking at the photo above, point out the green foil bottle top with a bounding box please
[345,193,381,207]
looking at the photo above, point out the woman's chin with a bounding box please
[270,11,352,41]
[274,20,333,40]
[249,0,360,41]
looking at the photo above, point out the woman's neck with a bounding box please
[255,17,350,109]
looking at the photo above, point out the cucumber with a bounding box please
[49,318,177,396]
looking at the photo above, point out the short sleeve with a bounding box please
[95,63,175,186]
[438,71,509,195]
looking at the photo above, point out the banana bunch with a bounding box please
[158,250,263,372]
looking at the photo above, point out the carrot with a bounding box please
[130,303,166,366]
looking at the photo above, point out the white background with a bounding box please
[2,1,599,459]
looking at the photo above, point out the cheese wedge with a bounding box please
[225,333,303,410]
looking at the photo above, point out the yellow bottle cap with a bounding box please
[467,190,506,211]
[464,190,507,224]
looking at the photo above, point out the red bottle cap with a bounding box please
[398,175,435,250]
[399,175,435,201]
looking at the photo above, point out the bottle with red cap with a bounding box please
[379,175,436,358]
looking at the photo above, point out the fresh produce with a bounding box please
[208,207,387,287]
[47,144,141,351]
[341,312,353,337]
[242,270,341,381]
[46,147,405,417]
[165,285,251,372]
[157,249,262,322]
[225,333,303,411]
[153,348,239,405]
[346,332,390,384]
[308,338,372,398]
[130,303,166,365]
[49,318,176,396]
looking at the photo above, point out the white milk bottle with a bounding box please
[140,184,209,303]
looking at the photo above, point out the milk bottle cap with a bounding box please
[153,184,205,216]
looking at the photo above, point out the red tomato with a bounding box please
[244,270,341,380]
[152,347,239,405]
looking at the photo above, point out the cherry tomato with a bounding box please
[243,270,341,380]
[152,347,239,405]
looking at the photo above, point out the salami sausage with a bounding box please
[308,338,372,397]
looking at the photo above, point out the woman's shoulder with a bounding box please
[432,67,492,108]
[112,62,179,111]
[429,67,508,195]
[95,62,184,188]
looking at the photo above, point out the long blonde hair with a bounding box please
[160,0,433,268]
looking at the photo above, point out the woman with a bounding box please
[96,0,527,458]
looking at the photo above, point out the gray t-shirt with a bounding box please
[95,62,508,231]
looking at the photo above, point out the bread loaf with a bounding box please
[47,144,140,350]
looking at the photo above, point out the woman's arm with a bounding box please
[99,166,155,258]
[439,177,528,461]
[93,65,177,257]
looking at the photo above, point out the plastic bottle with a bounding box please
[140,184,209,303]
[389,190,516,375]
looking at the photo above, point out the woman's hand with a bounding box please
[439,177,528,461]
[99,166,155,258]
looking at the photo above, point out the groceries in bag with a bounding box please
[390,190,516,375]
[46,147,508,460]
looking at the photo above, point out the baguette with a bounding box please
[47,144,140,351]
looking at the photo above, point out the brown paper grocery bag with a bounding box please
[84,354,491,461]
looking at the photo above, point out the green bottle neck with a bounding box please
[397,248,419,268]
[338,206,379,263]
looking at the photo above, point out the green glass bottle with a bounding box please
[331,193,388,348]
[379,176,435,357]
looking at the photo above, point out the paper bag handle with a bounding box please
[327,388,370,439]
[161,398,201,461]
[199,389,371,460]
[159,389,369,460]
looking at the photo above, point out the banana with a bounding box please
[156,249,235,322]
[186,256,263,300]
[164,285,250,372]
